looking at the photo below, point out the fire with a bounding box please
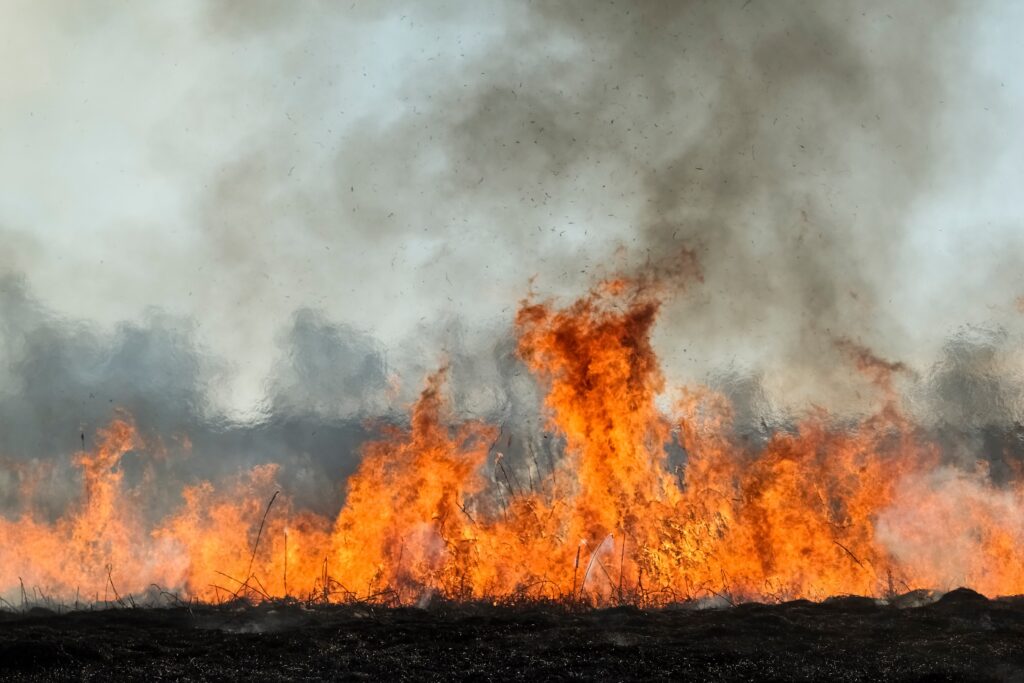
[0,420,188,605]
[329,369,495,602]
[4,273,1024,607]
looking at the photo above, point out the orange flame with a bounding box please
[4,276,1024,606]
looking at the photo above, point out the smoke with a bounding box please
[367,0,995,411]
[168,0,1014,413]
[0,276,387,519]
[1,3,1023,513]
[876,466,1024,590]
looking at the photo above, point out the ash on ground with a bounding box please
[2,589,1024,681]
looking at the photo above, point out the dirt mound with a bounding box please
[935,587,989,605]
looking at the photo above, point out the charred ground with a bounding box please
[2,589,1024,681]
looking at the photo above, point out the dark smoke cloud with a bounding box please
[111,0,1008,422]
[511,2,962,398]
[918,325,1024,479]
[268,309,390,418]
[1,2,1020,517]
[1,2,1016,417]
[0,272,560,526]
[0,276,390,519]
[244,0,980,411]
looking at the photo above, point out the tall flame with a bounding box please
[4,275,1024,606]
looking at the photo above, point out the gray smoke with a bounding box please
[0,276,387,519]
[0,272,551,520]
[218,0,1007,412]
[1,1,1022,513]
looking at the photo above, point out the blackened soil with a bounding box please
[3,588,1024,681]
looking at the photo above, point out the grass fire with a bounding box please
[3,0,1024,679]
[5,268,1024,610]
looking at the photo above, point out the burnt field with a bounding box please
[2,589,1024,681]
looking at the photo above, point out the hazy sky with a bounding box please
[1,1,1022,416]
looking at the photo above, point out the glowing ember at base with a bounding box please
[4,276,1024,607]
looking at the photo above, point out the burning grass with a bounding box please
[4,272,1024,609]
